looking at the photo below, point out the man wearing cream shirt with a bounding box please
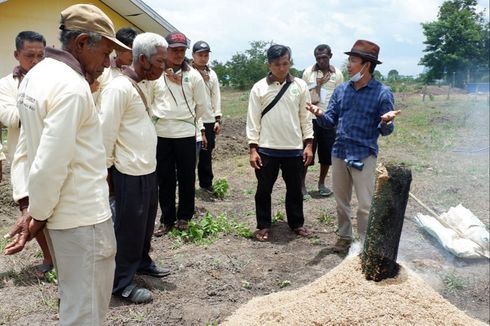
[151,32,208,236]
[100,32,170,304]
[4,4,130,325]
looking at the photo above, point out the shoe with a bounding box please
[154,224,173,237]
[120,284,153,304]
[201,186,213,194]
[137,264,171,278]
[175,219,189,231]
[332,238,352,253]
[318,184,333,197]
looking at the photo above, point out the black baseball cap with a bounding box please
[192,41,211,53]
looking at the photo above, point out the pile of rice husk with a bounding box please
[222,256,484,326]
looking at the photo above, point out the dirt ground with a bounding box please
[0,94,488,325]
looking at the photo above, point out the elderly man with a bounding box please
[4,4,129,325]
[152,32,207,236]
[191,40,222,193]
[0,31,53,277]
[307,40,400,252]
[247,44,313,242]
[100,32,170,304]
[301,44,344,198]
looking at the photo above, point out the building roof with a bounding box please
[100,0,178,35]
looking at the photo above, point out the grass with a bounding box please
[318,212,335,226]
[212,178,229,199]
[442,272,466,293]
[221,88,249,119]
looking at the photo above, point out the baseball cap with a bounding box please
[165,32,189,48]
[192,41,211,53]
[60,4,130,50]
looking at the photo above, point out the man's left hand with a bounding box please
[213,122,222,135]
[201,131,208,150]
[303,143,313,166]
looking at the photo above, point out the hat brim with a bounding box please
[193,48,211,53]
[344,51,382,64]
[168,43,189,48]
[103,35,131,51]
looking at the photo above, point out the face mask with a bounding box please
[350,63,367,82]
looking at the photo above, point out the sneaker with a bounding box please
[318,184,333,197]
[120,284,153,304]
[332,238,352,253]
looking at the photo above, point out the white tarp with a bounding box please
[415,204,489,259]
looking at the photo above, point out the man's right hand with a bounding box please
[249,147,262,170]
[4,209,31,255]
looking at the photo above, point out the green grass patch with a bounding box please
[272,211,285,224]
[169,213,253,244]
[221,88,249,119]
[212,178,229,199]
[443,272,466,293]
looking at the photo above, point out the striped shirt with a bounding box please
[316,78,394,161]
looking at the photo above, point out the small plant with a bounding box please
[443,272,465,293]
[277,280,291,288]
[212,179,229,199]
[241,280,252,289]
[272,211,285,224]
[310,237,321,245]
[318,213,335,226]
[44,270,58,284]
[243,188,254,196]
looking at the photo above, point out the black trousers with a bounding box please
[198,122,216,188]
[112,168,158,294]
[156,136,196,226]
[254,154,304,230]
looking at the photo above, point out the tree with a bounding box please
[226,41,271,90]
[210,60,230,87]
[419,0,489,87]
[387,69,400,81]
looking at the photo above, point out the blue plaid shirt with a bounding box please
[316,78,394,161]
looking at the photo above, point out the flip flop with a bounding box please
[254,228,270,242]
[34,262,54,278]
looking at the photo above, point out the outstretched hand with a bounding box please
[381,110,401,123]
[306,102,323,117]
[4,211,46,255]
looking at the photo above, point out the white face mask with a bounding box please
[350,63,367,82]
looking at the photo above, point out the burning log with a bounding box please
[361,163,412,281]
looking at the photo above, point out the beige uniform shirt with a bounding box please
[200,68,222,123]
[92,64,123,111]
[99,74,157,176]
[150,67,207,138]
[246,74,313,149]
[14,49,111,229]
[302,64,344,110]
[0,73,20,160]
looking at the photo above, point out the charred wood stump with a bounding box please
[361,163,412,281]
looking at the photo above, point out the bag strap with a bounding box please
[122,75,150,113]
[261,80,292,118]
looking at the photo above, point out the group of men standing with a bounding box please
[0,2,400,325]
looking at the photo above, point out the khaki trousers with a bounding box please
[331,156,377,239]
[46,218,116,326]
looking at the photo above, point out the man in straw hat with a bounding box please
[307,40,400,252]
[4,4,129,324]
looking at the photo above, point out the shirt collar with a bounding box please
[12,66,26,80]
[266,72,294,85]
[121,66,141,83]
[312,63,334,73]
[45,47,84,76]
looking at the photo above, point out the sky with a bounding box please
[145,0,489,77]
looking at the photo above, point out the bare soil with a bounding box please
[0,94,488,325]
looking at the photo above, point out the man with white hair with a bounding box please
[99,32,170,303]
[4,4,129,324]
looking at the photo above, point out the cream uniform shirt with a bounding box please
[0,73,20,160]
[247,74,313,150]
[99,74,157,176]
[14,49,111,229]
[302,64,344,110]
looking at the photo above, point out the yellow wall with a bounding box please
[0,0,138,76]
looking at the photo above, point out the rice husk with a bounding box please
[222,256,485,326]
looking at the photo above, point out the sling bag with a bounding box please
[261,80,292,118]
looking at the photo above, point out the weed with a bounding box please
[212,179,229,199]
[44,270,58,284]
[277,280,291,288]
[169,213,253,243]
[272,211,285,224]
[310,237,321,245]
[205,322,219,326]
[318,213,335,226]
[0,236,8,252]
[243,188,254,196]
[443,272,466,293]
[241,280,252,289]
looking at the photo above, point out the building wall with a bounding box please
[0,0,138,76]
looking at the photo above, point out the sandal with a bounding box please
[154,224,173,237]
[294,227,312,237]
[175,219,189,231]
[34,262,54,278]
[254,228,270,242]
